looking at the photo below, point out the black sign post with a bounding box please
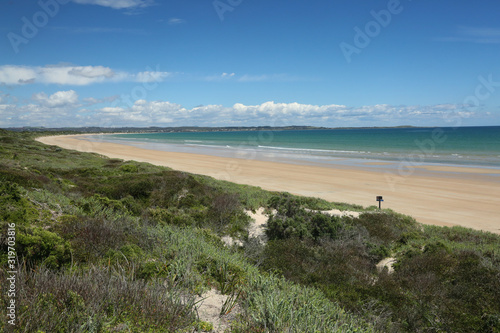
[376,196,384,210]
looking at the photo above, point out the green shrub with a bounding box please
[15,227,71,268]
[266,209,341,242]
[119,163,139,173]
[195,320,214,331]
[0,182,39,226]
[354,212,421,244]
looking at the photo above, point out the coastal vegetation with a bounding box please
[1,129,499,332]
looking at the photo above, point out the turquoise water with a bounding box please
[108,126,500,168]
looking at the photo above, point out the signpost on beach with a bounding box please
[376,196,384,210]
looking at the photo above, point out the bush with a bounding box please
[354,212,421,244]
[3,226,71,269]
[58,216,149,262]
[119,163,139,173]
[0,182,39,226]
[266,209,341,242]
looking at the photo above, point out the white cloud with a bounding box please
[41,65,124,85]
[0,66,38,85]
[32,90,79,108]
[88,101,476,127]
[0,94,484,128]
[82,95,118,106]
[0,65,290,86]
[67,66,115,78]
[136,71,171,83]
[100,107,126,114]
[436,26,500,44]
[0,90,82,127]
[168,18,186,25]
[0,65,171,86]
[203,72,237,82]
[72,0,153,9]
[0,65,121,85]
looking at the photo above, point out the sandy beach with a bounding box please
[37,134,500,235]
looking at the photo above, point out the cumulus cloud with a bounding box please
[0,65,171,86]
[1,90,83,127]
[87,101,477,127]
[0,64,291,86]
[32,90,79,108]
[0,93,484,128]
[0,65,119,85]
[67,66,115,78]
[99,107,126,114]
[72,0,153,9]
[41,65,125,85]
[0,66,38,85]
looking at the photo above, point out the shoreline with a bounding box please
[37,134,500,234]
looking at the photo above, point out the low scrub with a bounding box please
[1,265,196,332]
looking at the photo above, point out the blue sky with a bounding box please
[1,0,500,128]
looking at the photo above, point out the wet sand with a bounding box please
[37,134,500,234]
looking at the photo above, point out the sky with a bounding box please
[1,0,500,128]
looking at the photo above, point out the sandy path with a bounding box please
[37,135,500,234]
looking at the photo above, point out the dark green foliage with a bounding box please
[266,211,342,241]
[373,248,500,332]
[0,181,71,268]
[268,192,362,212]
[15,227,71,269]
[355,211,421,243]
[266,195,342,241]
[119,163,139,173]
[0,182,38,226]
[0,163,50,188]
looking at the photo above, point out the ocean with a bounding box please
[105,126,500,169]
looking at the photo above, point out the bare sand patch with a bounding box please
[195,288,240,333]
[246,207,268,240]
[376,257,397,274]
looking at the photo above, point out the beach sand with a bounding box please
[37,135,500,234]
